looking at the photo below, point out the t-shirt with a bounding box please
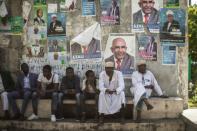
[38,73,59,90]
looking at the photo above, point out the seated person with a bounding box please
[7,63,38,120]
[36,65,59,122]
[58,67,82,121]
[0,65,15,119]
[81,70,99,122]
[98,62,125,124]
[131,60,168,122]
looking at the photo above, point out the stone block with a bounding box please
[182,109,197,131]
[134,97,183,119]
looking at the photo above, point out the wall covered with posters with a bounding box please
[0,0,188,107]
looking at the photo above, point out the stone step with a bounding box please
[0,119,185,131]
[135,97,184,119]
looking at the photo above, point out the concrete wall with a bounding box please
[0,0,188,107]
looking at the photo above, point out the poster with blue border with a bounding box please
[47,13,66,36]
[82,0,96,16]
[162,44,176,65]
[136,34,157,61]
[100,0,120,25]
[160,8,185,46]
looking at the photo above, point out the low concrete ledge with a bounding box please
[182,109,197,131]
[135,97,184,119]
[0,99,133,118]
[0,119,185,131]
[0,97,183,119]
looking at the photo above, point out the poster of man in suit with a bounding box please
[70,22,101,60]
[160,8,185,46]
[47,13,66,36]
[48,36,68,52]
[33,6,47,26]
[132,0,163,33]
[104,33,135,76]
[136,34,157,61]
[100,0,120,25]
[24,39,47,58]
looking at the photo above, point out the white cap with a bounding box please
[137,60,146,66]
[166,10,174,16]
[51,14,57,18]
[105,61,115,67]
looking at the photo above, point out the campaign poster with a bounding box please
[11,16,23,35]
[165,0,179,7]
[132,0,163,33]
[160,8,185,46]
[48,36,69,52]
[47,13,66,36]
[47,52,69,65]
[136,34,157,61]
[60,0,77,12]
[162,44,176,65]
[27,26,47,40]
[48,4,58,13]
[70,22,101,60]
[100,0,120,25]
[33,5,47,26]
[0,16,11,33]
[22,1,32,23]
[104,33,135,76]
[25,39,47,58]
[34,0,46,5]
[82,0,96,16]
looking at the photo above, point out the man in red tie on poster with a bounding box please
[105,37,134,74]
[133,0,159,25]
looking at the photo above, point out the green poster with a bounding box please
[34,0,46,5]
[166,0,179,7]
[11,16,23,34]
[33,5,47,26]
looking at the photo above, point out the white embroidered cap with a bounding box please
[51,14,57,18]
[105,61,115,67]
[137,60,146,66]
[166,10,174,16]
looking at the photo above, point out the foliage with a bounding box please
[188,5,197,61]
[189,81,197,102]
[188,5,197,105]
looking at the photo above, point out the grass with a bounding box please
[188,99,197,108]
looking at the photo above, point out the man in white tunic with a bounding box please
[131,60,167,122]
[98,61,125,124]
